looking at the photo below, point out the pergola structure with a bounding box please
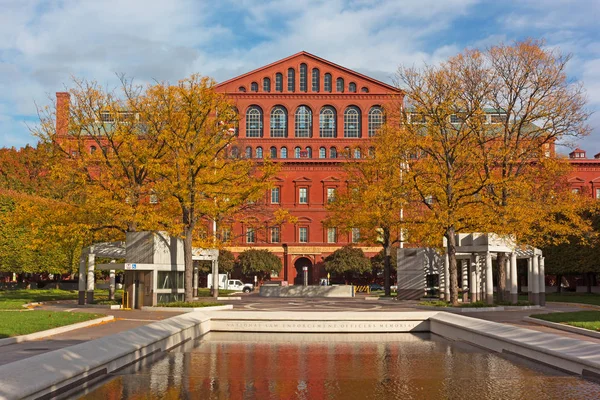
[78,232,218,308]
[398,233,546,305]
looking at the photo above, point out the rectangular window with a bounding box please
[299,187,308,204]
[221,228,231,242]
[352,228,360,244]
[299,227,308,243]
[450,114,462,123]
[490,113,507,124]
[157,271,184,290]
[596,188,600,199]
[246,227,255,243]
[327,227,337,243]
[271,227,280,243]
[271,187,280,204]
[327,187,336,203]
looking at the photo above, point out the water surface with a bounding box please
[81,332,600,399]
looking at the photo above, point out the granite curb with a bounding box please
[141,304,233,313]
[0,315,115,348]
[523,316,600,340]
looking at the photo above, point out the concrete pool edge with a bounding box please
[1,310,600,399]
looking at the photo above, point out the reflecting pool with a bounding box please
[80,332,600,399]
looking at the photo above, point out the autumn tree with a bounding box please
[143,75,277,301]
[323,246,372,282]
[235,249,282,281]
[326,125,408,295]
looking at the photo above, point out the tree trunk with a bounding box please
[445,226,459,305]
[556,274,562,294]
[497,252,507,302]
[182,207,195,303]
[587,272,593,294]
[383,228,391,297]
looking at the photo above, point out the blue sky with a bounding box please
[1,0,599,153]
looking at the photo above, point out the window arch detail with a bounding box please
[299,63,307,92]
[319,147,326,158]
[330,147,337,158]
[368,106,384,137]
[250,82,258,92]
[275,73,283,92]
[281,147,288,158]
[349,82,357,92]
[270,146,277,158]
[287,68,295,92]
[344,106,361,138]
[294,146,301,158]
[263,77,271,92]
[256,146,263,158]
[319,106,336,138]
[270,106,288,138]
[295,106,312,138]
[312,68,320,92]
[336,77,344,92]
[324,73,332,92]
[246,106,263,137]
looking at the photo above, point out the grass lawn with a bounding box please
[197,288,238,297]
[531,311,600,332]
[0,289,122,309]
[0,311,105,338]
[157,301,221,308]
[519,293,600,306]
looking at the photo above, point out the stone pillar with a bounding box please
[109,269,116,301]
[504,255,511,300]
[193,264,199,297]
[510,252,518,304]
[539,256,546,306]
[86,252,95,304]
[532,255,540,305]
[461,259,468,303]
[485,252,493,305]
[527,257,533,303]
[444,253,450,301]
[478,254,484,302]
[78,254,86,305]
[469,254,477,302]
[211,259,219,298]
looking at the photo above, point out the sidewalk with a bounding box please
[0,305,181,366]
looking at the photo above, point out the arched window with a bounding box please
[245,146,252,158]
[354,148,361,158]
[368,106,384,137]
[270,106,287,138]
[330,147,337,158]
[344,147,351,157]
[361,87,369,93]
[287,68,295,92]
[263,77,271,92]
[270,146,277,158]
[256,146,263,158]
[238,86,246,92]
[251,82,258,92]
[281,147,288,159]
[312,68,320,92]
[305,146,312,158]
[299,63,307,92]
[295,106,312,138]
[246,106,263,137]
[336,77,344,92]
[229,146,239,158]
[90,145,97,154]
[319,106,336,138]
[319,147,326,159]
[324,73,332,92]
[349,82,357,92]
[368,146,375,157]
[275,73,283,92]
[294,146,301,158]
[344,106,361,138]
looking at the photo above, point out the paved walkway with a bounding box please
[2,296,598,367]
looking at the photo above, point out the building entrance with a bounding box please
[293,257,313,285]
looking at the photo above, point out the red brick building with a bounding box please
[214,52,401,284]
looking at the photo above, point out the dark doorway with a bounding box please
[294,257,313,285]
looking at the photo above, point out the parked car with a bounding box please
[369,283,384,291]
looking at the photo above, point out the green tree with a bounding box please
[196,249,235,274]
[235,249,282,281]
[323,246,372,281]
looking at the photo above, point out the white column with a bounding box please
[527,257,533,303]
[193,265,199,296]
[510,252,518,304]
[86,252,95,304]
[461,260,468,303]
[444,253,450,301]
[109,269,116,301]
[478,254,484,301]
[469,254,477,302]
[539,256,546,306]
[211,259,219,298]
[504,255,511,300]
[532,255,540,305]
[78,254,86,305]
[485,252,493,304]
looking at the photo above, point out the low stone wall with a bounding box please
[209,311,434,333]
[259,285,354,297]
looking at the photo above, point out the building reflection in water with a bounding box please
[81,332,600,400]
